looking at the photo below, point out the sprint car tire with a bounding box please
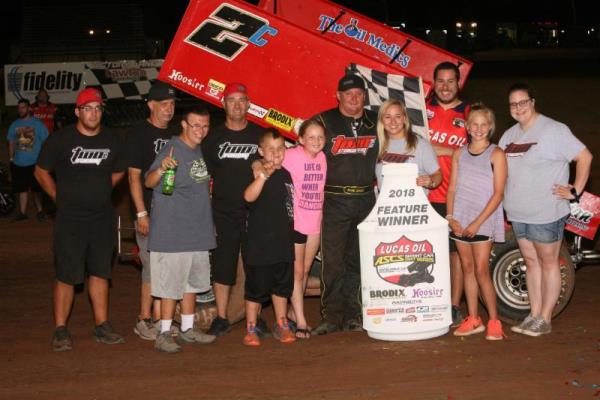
[489,232,576,324]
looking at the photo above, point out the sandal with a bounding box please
[295,328,311,340]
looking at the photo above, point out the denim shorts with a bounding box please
[511,215,568,244]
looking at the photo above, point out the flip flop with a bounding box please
[295,328,311,340]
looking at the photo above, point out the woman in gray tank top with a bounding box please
[446,104,507,340]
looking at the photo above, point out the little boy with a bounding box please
[145,108,217,353]
[242,128,296,346]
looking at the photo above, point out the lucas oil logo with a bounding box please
[330,135,376,156]
[373,236,436,287]
[185,4,279,61]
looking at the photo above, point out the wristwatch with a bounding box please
[570,187,582,203]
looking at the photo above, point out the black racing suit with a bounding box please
[314,107,378,327]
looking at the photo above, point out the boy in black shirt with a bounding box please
[242,129,295,346]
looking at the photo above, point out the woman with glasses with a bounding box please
[498,83,592,337]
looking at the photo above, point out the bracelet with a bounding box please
[259,172,269,180]
[445,214,453,220]
[136,211,148,218]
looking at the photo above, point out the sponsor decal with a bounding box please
[566,192,600,240]
[205,78,226,99]
[385,307,404,314]
[217,142,258,160]
[185,4,279,61]
[369,288,405,299]
[401,315,418,322]
[452,117,465,128]
[391,299,422,305]
[405,307,415,314]
[416,306,430,313]
[265,108,295,132]
[367,308,385,316]
[71,147,110,165]
[167,70,205,92]
[248,103,268,119]
[412,287,444,299]
[504,142,537,157]
[373,317,382,325]
[316,15,411,68]
[430,305,449,312]
[104,68,147,81]
[373,236,436,287]
[330,135,376,156]
[429,129,467,147]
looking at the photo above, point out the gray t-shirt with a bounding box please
[376,136,439,195]
[148,136,216,252]
[499,114,585,224]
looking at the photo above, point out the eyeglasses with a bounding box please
[509,99,532,109]
[185,120,206,129]
[78,105,104,112]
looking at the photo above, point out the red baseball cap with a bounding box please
[222,82,248,99]
[76,88,105,107]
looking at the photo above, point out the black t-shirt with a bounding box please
[314,108,378,189]
[37,125,126,220]
[201,122,261,211]
[243,168,294,265]
[126,119,178,213]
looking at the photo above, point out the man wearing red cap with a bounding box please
[201,82,263,337]
[35,88,127,351]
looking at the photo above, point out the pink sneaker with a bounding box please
[485,319,505,341]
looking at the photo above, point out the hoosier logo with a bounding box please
[70,146,110,165]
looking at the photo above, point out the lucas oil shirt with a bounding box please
[426,97,469,204]
[314,108,378,191]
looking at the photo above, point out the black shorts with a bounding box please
[431,202,457,252]
[293,230,307,244]
[211,207,246,286]
[54,216,116,285]
[10,163,42,193]
[450,232,491,243]
[243,262,293,304]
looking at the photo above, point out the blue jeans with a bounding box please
[511,215,568,244]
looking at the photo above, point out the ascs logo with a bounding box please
[185,4,278,61]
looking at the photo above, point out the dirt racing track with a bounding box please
[0,216,599,400]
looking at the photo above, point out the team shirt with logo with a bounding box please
[147,136,216,253]
[375,136,439,195]
[282,145,327,235]
[316,108,378,189]
[127,119,179,214]
[201,122,261,210]
[7,117,49,166]
[37,125,125,220]
[426,97,469,203]
[243,168,294,265]
[499,114,585,224]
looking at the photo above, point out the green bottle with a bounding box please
[162,157,176,195]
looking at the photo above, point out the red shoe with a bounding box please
[485,319,506,341]
[242,325,260,347]
[453,315,485,336]
[273,318,296,344]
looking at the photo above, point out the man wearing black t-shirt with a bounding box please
[127,81,178,341]
[35,88,126,351]
[312,74,378,336]
[201,82,262,337]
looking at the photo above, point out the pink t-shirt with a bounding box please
[282,145,327,235]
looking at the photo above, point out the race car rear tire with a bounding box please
[489,236,576,324]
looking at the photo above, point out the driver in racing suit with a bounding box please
[312,74,378,335]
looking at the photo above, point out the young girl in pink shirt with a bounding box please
[282,119,327,339]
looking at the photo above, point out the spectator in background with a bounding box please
[7,98,49,221]
[31,88,62,133]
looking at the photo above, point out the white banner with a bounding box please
[4,59,163,106]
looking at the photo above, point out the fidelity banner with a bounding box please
[4,60,163,105]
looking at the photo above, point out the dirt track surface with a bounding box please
[0,217,599,400]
